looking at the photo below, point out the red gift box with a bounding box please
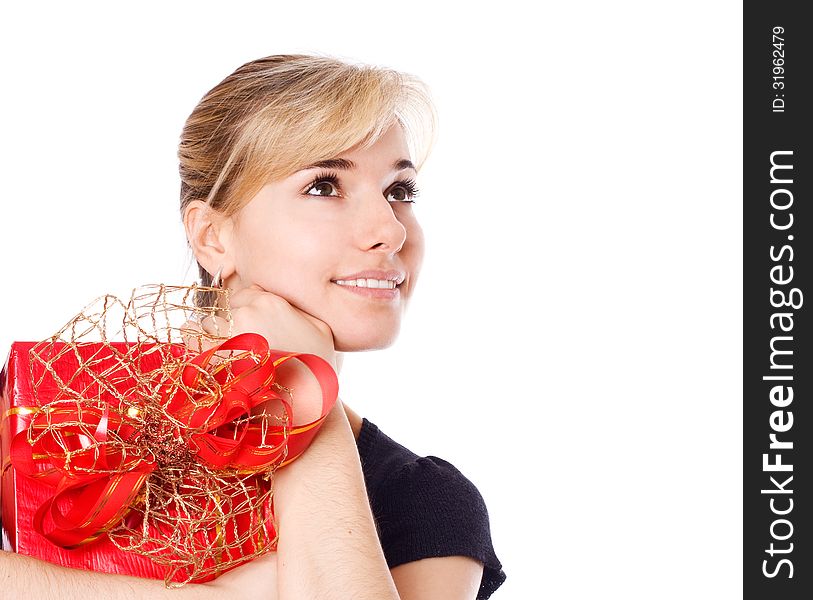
[1,337,337,584]
[2,341,174,579]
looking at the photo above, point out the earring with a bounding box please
[211,266,223,289]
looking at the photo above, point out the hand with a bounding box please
[202,552,279,600]
[187,284,337,425]
[219,284,337,369]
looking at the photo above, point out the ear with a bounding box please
[183,200,234,278]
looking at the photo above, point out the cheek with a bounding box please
[240,219,337,296]
[402,217,425,276]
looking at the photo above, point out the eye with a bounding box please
[386,178,420,203]
[303,172,341,197]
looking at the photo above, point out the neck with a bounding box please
[333,353,362,440]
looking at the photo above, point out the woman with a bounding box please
[0,54,506,599]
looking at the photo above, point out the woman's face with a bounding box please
[224,124,425,352]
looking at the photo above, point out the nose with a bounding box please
[355,189,408,254]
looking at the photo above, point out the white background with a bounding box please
[0,2,742,598]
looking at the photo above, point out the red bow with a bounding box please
[10,333,337,562]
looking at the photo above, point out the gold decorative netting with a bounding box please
[22,284,296,585]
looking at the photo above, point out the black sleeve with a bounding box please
[372,455,507,599]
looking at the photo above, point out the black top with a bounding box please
[356,417,506,599]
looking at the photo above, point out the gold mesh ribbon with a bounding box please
[14,284,312,586]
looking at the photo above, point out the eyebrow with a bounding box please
[301,158,416,172]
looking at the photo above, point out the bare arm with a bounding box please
[272,398,401,600]
[272,388,489,600]
[271,398,489,600]
[0,547,278,599]
[391,556,484,600]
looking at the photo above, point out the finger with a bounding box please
[225,285,270,308]
[179,318,203,351]
[228,286,290,311]
[303,314,334,337]
[199,313,232,338]
[179,317,220,353]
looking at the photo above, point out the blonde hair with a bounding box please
[179,54,437,306]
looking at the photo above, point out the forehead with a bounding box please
[291,124,416,178]
[339,124,411,163]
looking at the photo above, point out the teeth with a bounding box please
[334,278,396,289]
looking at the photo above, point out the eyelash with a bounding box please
[302,171,420,203]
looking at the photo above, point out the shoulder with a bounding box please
[356,417,421,494]
[357,418,507,599]
[356,419,486,512]
[356,418,491,533]
[384,454,486,514]
[375,454,494,560]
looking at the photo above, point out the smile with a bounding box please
[333,278,397,289]
[331,280,401,300]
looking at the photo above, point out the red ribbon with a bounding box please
[10,332,338,551]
